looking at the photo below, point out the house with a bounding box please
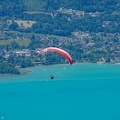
[15,49,31,57]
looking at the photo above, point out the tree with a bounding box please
[9,22,19,30]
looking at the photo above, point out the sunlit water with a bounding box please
[0,63,120,120]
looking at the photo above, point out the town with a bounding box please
[0,1,120,74]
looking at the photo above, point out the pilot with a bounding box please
[50,75,54,80]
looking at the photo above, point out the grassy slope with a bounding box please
[0,39,31,47]
[23,0,120,13]
[24,0,46,11]
[23,0,82,12]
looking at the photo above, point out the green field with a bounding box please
[0,39,31,47]
[24,0,46,11]
[15,20,36,29]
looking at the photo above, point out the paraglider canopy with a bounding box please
[37,47,73,64]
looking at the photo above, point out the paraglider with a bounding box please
[50,75,54,80]
[37,47,73,80]
[37,47,73,64]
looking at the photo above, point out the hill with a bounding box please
[0,0,120,74]
[1,0,120,15]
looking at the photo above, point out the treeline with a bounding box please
[0,42,34,74]
[0,0,120,16]
[0,61,20,74]
[0,0,24,17]
[44,0,120,13]
[0,55,34,74]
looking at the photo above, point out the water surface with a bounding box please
[0,64,120,120]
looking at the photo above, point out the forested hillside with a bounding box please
[0,0,120,74]
[1,0,120,15]
[1,0,120,33]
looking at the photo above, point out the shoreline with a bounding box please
[0,63,120,83]
[0,62,119,76]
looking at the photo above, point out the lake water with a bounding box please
[0,63,120,120]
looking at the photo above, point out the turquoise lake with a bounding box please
[0,63,120,120]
